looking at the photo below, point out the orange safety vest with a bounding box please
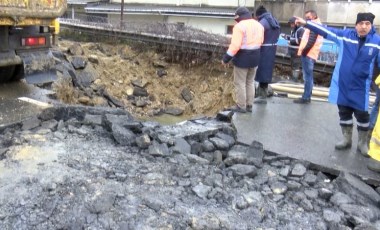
[226,19,264,57]
[297,18,323,61]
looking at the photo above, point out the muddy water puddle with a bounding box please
[0,81,55,125]
[141,114,195,125]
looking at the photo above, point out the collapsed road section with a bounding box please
[0,106,380,229]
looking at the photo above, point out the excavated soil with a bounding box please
[54,40,239,119]
[53,38,323,121]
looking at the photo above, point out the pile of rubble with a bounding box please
[50,40,235,118]
[0,106,379,229]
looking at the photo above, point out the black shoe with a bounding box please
[226,105,246,113]
[246,105,252,112]
[293,98,311,104]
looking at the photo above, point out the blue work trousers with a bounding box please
[301,56,315,100]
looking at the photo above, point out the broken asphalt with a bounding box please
[233,97,380,186]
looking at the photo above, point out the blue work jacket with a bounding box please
[306,21,380,111]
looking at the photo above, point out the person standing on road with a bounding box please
[295,12,380,158]
[254,6,281,104]
[293,10,323,104]
[283,17,305,82]
[368,75,380,172]
[369,86,380,148]
[222,7,264,113]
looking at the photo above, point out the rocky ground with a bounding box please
[0,105,380,229]
[2,38,378,229]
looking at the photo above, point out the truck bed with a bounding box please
[0,0,66,20]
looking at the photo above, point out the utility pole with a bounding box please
[120,0,124,29]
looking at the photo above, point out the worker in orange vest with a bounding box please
[293,10,323,104]
[222,7,264,113]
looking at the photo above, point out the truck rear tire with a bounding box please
[0,65,24,83]
[0,66,16,83]
[11,65,24,82]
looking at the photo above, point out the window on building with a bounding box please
[226,25,234,35]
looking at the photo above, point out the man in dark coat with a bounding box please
[254,5,281,104]
[286,17,305,81]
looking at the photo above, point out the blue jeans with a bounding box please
[370,87,380,129]
[301,56,315,100]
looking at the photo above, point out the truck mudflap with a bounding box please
[18,50,57,84]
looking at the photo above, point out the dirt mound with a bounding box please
[53,40,236,119]
[53,39,333,120]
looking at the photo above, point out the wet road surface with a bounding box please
[0,81,53,125]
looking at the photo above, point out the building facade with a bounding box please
[68,0,380,35]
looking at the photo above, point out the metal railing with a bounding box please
[60,14,229,50]
[59,13,335,73]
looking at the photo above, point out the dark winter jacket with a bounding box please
[255,12,281,83]
[288,26,305,56]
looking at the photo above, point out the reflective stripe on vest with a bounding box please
[261,43,277,47]
[288,45,300,49]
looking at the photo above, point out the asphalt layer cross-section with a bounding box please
[233,97,380,185]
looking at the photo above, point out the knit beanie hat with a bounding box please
[356,12,375,24]
[234,7,252,22]
[255,6,267,17]
[288,17,296,24]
